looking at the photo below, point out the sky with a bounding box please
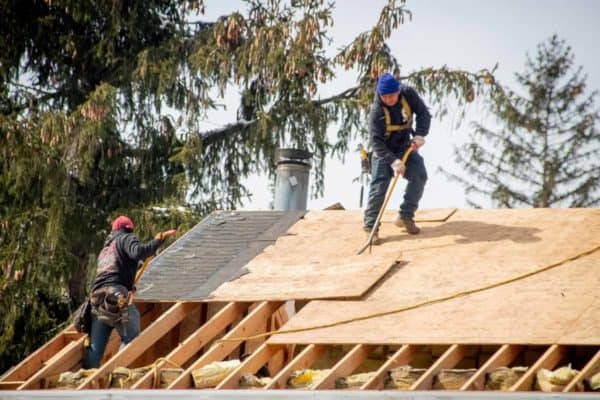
[200,0,600,211]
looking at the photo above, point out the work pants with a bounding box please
[83,304,140,368]
[363,151,427,230]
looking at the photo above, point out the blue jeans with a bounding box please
[83,304,140,368]
[363,151,427,229]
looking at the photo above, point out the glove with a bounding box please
[413,135,426,148]
[391,159,406,176]
[155,229,177,241]
[413,135,426,149]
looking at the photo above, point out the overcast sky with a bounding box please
[201,0,600,211]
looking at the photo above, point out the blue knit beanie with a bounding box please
[377,73,400,95]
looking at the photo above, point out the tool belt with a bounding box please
[90,285,131,327]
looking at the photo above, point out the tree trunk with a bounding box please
[68,256,89,305]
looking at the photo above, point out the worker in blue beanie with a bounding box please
[363,72,431,243]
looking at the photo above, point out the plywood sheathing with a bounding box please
[206,209,445,301]
[269,208,600,345]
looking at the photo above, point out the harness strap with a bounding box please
[383,96,413,137]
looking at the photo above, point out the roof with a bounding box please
[3,207,600,394]
[136,210,306,301]
[270,208,600,345]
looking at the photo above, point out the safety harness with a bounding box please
[382,96,413,137]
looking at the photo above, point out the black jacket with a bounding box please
[91,230,163,292]
[369,85,431,165]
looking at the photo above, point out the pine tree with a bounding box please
[0,0,500,371]
[449,35,600,208]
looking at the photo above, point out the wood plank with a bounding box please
[209,253,399,301]
[100,305,156,365]
[312,344,374,390]
[18,338,84,390]
[460,345,522,390]
[18,325,119,390]
[361,345,419,390]
[168,301,283,389]
[0,381,25,390]
[509,344,566,391]
[216,344,283,389]
[265,344,327,389]
[131,302,248,389]
[410,344,468,390]
[0,327,70,382]
[563,347,600,392]
[76,302,199,389]
[7,304,154,389]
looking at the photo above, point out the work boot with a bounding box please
[363,227,381,245]
[395,217,421,235]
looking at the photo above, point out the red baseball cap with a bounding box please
[111,216,134,231]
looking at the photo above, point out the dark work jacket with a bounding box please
[369,85,431,165]
[91,230,163,292]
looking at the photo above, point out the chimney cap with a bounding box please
[277,148,312,166]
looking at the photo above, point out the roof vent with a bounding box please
[273,148,312,211]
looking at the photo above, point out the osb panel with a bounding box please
[268,208,600,345]
[209,253,400,301]
[207,209,419,301]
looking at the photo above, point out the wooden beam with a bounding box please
[460,345,523,390]
[265,344,327,389]
[410,344,469,390]
[76,302,199,389]
[0,381,25,390]
[216,343,283,389]
[564,347,600,392]
[361,345,420,390]
[6,303,155,389]
[0,327,72,382]
[312,344,375,390]
[64,331,83,341]
[168,301,283,389]
[131,302,249,389]
[18,338,84,390]
[509,344,566,391]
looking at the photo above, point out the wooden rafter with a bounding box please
[460,344,522,390]
[564,347,600,392]
[360,344,420,390]
[0,382,24,390]
[265,344,327,389]
[76,302,199,389]
[410,344,469,390]
[11,303,155,389]
[312,344,375,390]
[168,301,283,389]
[0,326,79,383]
[509,344,566,391]
[131,302,249,389]
[18,338,85,390]
[216,343,283,389]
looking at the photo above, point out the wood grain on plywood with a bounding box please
[269,209,600,345]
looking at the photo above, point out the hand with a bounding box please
[155,229,177,241]
[413,135,426,149]
[391,159,406,176]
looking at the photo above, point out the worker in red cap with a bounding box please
[83,215,176,368]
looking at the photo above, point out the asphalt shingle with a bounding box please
[135,210,306,301]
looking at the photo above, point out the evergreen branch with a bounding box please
[312,85,361,105]
[199,118,257,145]
[185,20,216,29]
[551,174,600,205]
[7,80,59,97]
